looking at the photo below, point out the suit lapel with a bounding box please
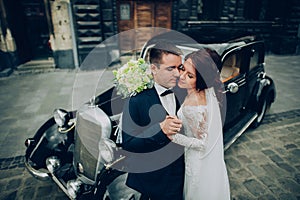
[147,87,171,115]
[147,87,161,105]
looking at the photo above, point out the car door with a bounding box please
[221,45,249,130]
[244,41,265,103]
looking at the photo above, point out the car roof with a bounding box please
[142,29,257,56]
[179,29,256,44]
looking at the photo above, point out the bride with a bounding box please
[167,49,230,200]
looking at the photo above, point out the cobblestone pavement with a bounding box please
[0,110,299,200]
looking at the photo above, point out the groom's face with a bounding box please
[151,53,181,89]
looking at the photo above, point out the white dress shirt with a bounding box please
[154,83,176,116]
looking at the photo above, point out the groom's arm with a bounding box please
[121,98,171,153]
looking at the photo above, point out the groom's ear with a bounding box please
[151,64,157,75]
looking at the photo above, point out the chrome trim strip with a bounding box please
[51,175,74,199]
[29,132,47,159]
[24,159,50,181]
[236,79,246,84]
[239,82,246,87]
[224,113,258,151]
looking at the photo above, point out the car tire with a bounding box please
[251,96,269,128]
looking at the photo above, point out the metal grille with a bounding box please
[74,104,111,182]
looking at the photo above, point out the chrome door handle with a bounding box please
[226,82,239,93]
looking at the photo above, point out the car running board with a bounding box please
[224,112,258,151]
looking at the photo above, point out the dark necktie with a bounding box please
[160,90,173,96]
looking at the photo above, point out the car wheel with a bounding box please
[251,97,268,128]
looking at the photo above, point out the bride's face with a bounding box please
[178,58,196,90]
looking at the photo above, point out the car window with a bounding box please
[249,50,259,70]
[249,43,264,70]
[220,53,241,82]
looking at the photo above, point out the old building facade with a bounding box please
[0,0,299,73]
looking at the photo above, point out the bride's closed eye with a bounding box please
[187,73,195,79]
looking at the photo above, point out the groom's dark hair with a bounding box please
[149,41,182,66]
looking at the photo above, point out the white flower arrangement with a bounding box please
[113,58,154,98]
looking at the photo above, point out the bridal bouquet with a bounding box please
[113,58,154,98]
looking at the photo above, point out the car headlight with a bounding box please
[24,138,35,147]
[67,179,82,199]
[46,156,61,173]
[99,138,116,164]
[53,108,70,127]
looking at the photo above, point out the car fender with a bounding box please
[255,75,276,109]
[25,111,76,168]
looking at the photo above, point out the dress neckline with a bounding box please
[182,104,207,107]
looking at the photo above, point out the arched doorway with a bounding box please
[3,0,53,64]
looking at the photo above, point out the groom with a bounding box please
[121,41,185,200]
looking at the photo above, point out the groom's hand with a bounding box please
[160,115,182,136]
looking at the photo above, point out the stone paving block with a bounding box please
[20,188,35,200]
[1,190,17,200]
[278,193,298,200]
[284,144,298,150]
[6,178,21,190]
[261,163,289,178]
[276,163,296,173]
[294,173,300,184]
[259,176,279,189]
[275,147,286,156]
[232,192,254,200]
[235,168,252,179]
[278,178,300,194]
[236,155,252,164]
[246,141,262,151]
[257,194,277,200]
[262,149,276,156]
[247,164,266,176]
[226,157,241,169]
[37,185,55,197]
[269,154,284,164]
[243,179,267,197]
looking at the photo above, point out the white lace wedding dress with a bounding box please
[171,88,230,200]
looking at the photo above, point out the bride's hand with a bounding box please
[160,115,182,136]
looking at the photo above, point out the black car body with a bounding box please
[24,31,276,199]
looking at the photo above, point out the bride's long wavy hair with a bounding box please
[185,48,226,121]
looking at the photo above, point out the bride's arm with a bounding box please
[170,132,207,151]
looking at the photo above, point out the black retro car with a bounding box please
[24,31,276,199]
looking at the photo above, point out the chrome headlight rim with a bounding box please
[67,179,82,199]
[53,108,70,127]
[45,156,61,174]
[99,138,116,164]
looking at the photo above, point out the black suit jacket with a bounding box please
[121,87,184,198]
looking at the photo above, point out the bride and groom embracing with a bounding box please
[121,41,230,200]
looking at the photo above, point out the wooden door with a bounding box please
[134,2,154,50]
[117,0,172,52]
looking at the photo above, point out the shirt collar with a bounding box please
[154,82,173,96]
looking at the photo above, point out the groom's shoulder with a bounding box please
[129,88,156,101]
[137,87,156,97]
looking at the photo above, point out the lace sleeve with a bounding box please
[170,133,207,151]
[171,105,208,151]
